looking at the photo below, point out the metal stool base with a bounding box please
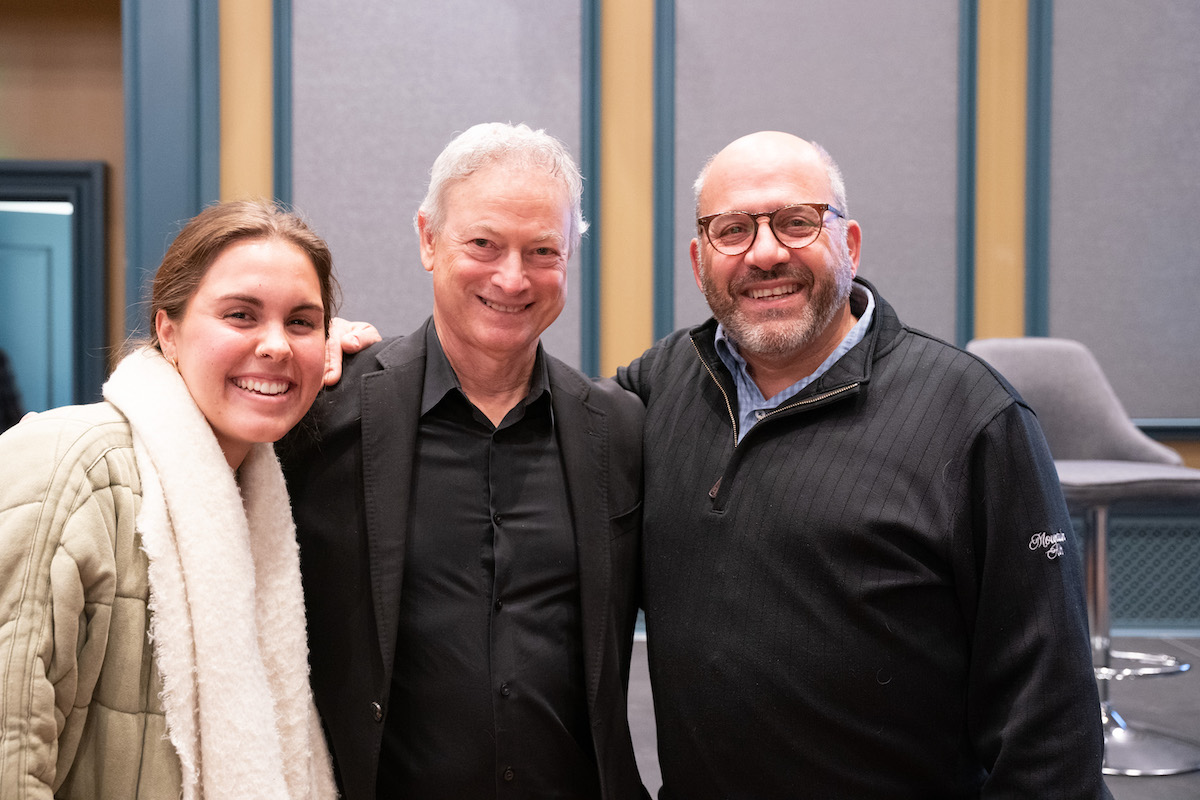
[1096,649,1190,681]
[1102,702,1200,776]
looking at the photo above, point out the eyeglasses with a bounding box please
[696,203,845,256]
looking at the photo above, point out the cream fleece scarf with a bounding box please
[103,348,337,800]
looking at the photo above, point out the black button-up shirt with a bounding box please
[376,325,600,799]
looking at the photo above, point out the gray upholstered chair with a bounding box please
[967,336,1200,776]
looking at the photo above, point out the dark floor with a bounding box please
[627,636,1200,799]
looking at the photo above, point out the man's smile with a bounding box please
[479,296,531,313]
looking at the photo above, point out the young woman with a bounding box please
[0,200,340,800]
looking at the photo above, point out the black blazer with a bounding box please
[280,319,648,800]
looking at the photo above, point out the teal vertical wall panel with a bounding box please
[956,0,978,347]
[1023,0,1053,337]
[122,0,220,332]
[274,0,293,204]
[652,0,675,342]
[580,0,601,377]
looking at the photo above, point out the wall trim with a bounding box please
[955,0,978,348]
[199,2,221,201]
[1137,420,1200,441]
[580,0,602,377]
[1024,0,1053,336]
[273,0,293,203]
[121,0,220,333]
[652,0,676,342]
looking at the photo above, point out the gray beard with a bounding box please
[701,244,854,361]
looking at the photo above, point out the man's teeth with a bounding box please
[236,378,289,395]
[483,298,526,313]
[747,285,799,299]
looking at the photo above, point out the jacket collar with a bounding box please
[373,316,436,372]
[357,320,611,711]
[688,276,901,402]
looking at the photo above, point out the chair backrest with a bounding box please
[966,337,1181,465]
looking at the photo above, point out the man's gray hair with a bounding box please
[416,122,588,255]
[692,138,850,220]
[810,141,849,219]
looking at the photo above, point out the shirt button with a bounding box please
[371,701,383,722]
[494,598,503,611]
[500,682,511,697]
[755,409,768,420]
[503,767,515,782]
[492,512,502,525]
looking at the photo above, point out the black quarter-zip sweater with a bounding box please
[617,278,1109,799]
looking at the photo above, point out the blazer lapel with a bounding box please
[550,360,611,711]
[360,320,430,676]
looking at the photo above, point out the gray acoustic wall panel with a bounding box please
[292,0,584,366]
[1049,1,1200,419]
[671,1,962,340]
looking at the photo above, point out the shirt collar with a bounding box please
[714,281,875,439]
[716,283,874,387]
[421,322,552,416]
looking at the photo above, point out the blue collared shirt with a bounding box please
[715,282,875,444]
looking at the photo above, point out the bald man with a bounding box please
[616,132,1110,798]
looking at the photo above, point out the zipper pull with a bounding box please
[709,476,722,499]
